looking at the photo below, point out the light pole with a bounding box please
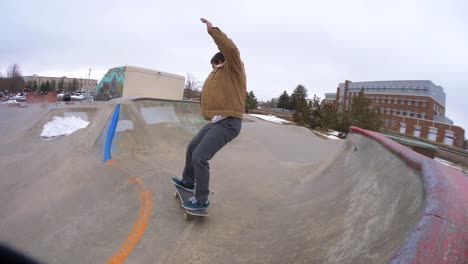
[85,68,91,100]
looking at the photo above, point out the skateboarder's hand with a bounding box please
[201,18,213,30]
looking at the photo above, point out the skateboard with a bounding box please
[173,184,209,220]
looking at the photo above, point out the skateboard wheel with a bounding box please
[183,213,188,220]
[174,192,178,198]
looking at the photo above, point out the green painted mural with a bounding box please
[94,66,125,101]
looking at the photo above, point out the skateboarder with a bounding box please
[172,18,246,210]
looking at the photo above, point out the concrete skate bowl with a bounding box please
[2,98,465,264]
[99,99,466,263]
[259,127,467,264]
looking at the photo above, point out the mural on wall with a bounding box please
[94,67,125,101]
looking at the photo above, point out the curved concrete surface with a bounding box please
[0,99,466,264]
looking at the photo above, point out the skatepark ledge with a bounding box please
[350,126,467,263]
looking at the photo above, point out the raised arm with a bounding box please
[201,18,243,74]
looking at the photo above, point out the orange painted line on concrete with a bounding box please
[104,162,153,264]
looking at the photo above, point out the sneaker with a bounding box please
[181,196,210,211]
[171,177,194,192]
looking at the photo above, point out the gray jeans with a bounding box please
[181,117,242,205]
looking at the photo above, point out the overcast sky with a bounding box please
[1,0,467,133]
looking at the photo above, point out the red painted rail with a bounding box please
[350,127,467,263]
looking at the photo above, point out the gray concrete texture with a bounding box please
[0,99,423,263]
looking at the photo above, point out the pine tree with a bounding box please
[290,84,308,110]
[58,78,65,93]
[348,90,383,131]
[293,95,310,126]
[320,100,339,130]
[44,80,51,92]
[40,82,46,92]
[308,94,322,128]
[277,91,290,110]
[51,80,57,91]
[245,90,258,113]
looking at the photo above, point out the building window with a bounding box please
[408,100,412,105]
[376,97,380,103]
[394,98,398,104]
[391,120,396,127]
[393,108,397,115]
[400,123,407,134]
[415,101,419,106]
[400,99,405,105]
[421,112,426,119]
[444,130,455,146]
[422,101,427,107]
[385,119,389,126]
[399,109,404,115]
[413,111,418,118]
[406,110,411,117]
[428,127,438,141]
[386,108,391,115]
[387,98,391,103]
[381,108,384,114]
[414,126,421,137]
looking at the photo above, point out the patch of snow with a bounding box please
[41,116,89,138]
[314,131,342,140]
[2,99,18,104]
[328,130,341,137]
[249,114,291,124]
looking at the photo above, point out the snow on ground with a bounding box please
[328,130,340,137]
[249,114,291,124]
[313,131,342,140]
[2,99,18,104]
[41,116,89,138]
[71,95,84,100]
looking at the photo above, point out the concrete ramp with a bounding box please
[0,99,466,264]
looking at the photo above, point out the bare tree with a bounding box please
[7,64,22,78]
[183,73,201,100]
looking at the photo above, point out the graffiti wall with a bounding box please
[95,67,125,101]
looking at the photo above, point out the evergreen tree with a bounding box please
[51,80,57,91]
[277,90,290,110]
[33,81,38,91]
[348,90,383,131]
[320,100,340,130]
[308,94,322,128]
[290,84,308,110]
[245,90,258,113]
[58,78,65,93]
[45,80,51,92]
[292,94,310,126]
[39,82,46,92]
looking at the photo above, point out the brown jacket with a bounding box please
[200,27,247,120]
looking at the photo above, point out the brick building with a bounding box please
[334,80,465,148]
[23,75,97,92]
